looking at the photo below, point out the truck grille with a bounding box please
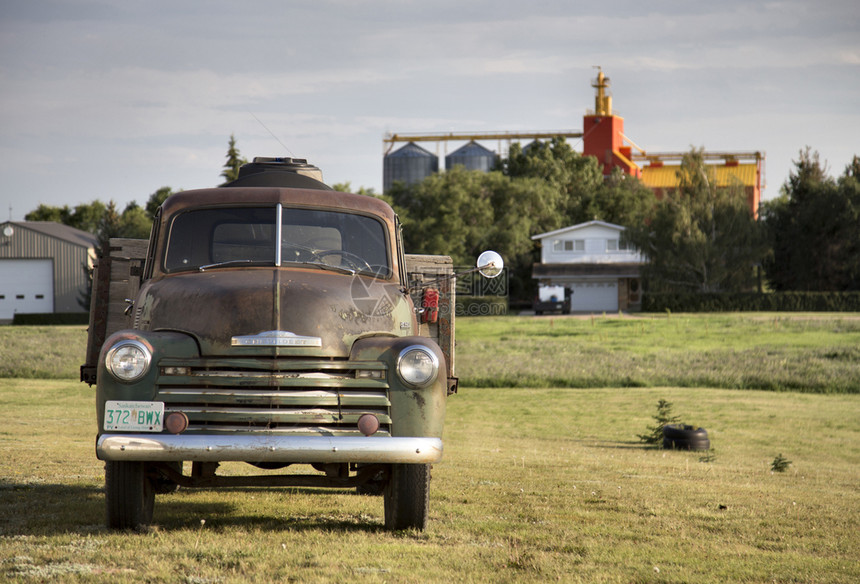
[155,357,390,437]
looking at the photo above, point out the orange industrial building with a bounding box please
[582,69,763,216]
[384,69,764,216]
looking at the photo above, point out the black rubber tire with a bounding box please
[663,424,710,451]
[105,461,155,530]
[383,463,430,531]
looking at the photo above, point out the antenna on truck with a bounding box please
[248,111,294,157]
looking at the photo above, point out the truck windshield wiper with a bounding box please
[198,259,253,272]
[290,260,355,276]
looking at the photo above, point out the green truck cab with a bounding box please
[81,157,502,531]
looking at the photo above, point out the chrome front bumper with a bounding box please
[96,433,443,464]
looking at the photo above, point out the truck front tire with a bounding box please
[105,460,155,530]
[383,463,430,531]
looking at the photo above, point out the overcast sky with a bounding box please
[1,0,858,221]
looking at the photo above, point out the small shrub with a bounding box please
[771,453,792,472]
[638,399,682,445]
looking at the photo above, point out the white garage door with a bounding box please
[0,260,54,319]
[569,280,618,312]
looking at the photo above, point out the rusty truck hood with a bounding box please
[135,268,414,357]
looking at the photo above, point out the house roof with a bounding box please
[3,221,98,249]
[531,220,625,241]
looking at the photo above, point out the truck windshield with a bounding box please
[163,206,391,277]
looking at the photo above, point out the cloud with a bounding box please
[0,0,858,216]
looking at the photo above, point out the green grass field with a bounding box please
[456,313,860,392]
[0,325,88,379]
[1,315,859,582]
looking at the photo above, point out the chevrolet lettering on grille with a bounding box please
[231,330,323,347]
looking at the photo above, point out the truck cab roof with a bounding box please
[221,157,333,190]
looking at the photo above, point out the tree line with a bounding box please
[384,138,655,300]
[387,141,860,300]
[25,135,859,301]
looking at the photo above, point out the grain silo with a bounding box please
[383,142,438,192]
[445,141,498,173]
[522,139,543,154]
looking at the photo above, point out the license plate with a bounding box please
[104,400,164,432]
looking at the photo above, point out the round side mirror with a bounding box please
[476,251,504,279]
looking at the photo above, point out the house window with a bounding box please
[608,239,633,252]
[553,239,585,253]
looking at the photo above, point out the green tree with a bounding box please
[96,200,123,250]
[389,166,494,264]
[146,187,174,219]
[220,134,247,184]
[504,137,599,224]
[119,202,153,239]
[27,198,157,241]
[387,166,560,300]
[625,148,767,293]
[503,137,653,227]
[331,182,378,197]
[68,201,108,233]
[26,201,107,233]
[841,156,860,288]
[25,203,69,224]
[600,167,657,228]
[762,149,860,291]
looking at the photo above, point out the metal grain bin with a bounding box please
[445,141,497,173]
[383,142,439,192]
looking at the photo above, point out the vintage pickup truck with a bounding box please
[81,157,502,531]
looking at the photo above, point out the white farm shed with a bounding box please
[531,220,644,313]
[0,221,97,321]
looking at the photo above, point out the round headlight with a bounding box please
[397,345,439,388]
[105,340,152,382]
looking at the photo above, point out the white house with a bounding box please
[531,220,644,313]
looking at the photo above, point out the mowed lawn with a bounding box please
[1,315,859,583]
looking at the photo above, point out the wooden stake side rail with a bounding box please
[81,238,146,385]
[404,254,456,389]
